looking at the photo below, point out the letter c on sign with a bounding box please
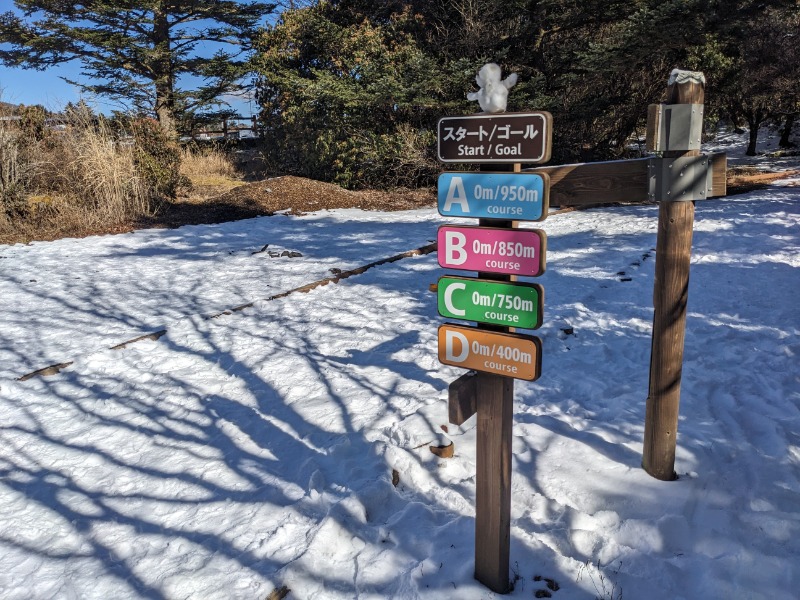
[445,329,469,362]
[444,282,466,317]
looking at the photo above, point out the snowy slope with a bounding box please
[1,144,798,599]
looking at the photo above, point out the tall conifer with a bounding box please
[0,1,275,134]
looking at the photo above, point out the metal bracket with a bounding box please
[646,103,704,152]
[647,155,713,202]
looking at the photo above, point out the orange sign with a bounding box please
[438,324,542,381]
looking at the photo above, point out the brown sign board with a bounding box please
[437,112,552,164]
[438,323,542,381]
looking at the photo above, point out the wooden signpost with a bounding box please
[434,68,726,594]
[435,112,552,594]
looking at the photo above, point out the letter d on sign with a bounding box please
[445,329,469,362]
[445,231,467,265]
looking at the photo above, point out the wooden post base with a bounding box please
[474,372,513,593]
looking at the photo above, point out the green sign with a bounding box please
[437,276,543,329]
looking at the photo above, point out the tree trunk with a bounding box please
[745,110,763,156]
[155,83,176,138]
[779,113,796,148]
[746,126,758,155]
[153,8,176,138]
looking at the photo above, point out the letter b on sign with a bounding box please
[445,231,467,265]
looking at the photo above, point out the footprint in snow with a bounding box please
[533,575,560,596]
[616,271,632,282]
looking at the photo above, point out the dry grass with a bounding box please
[180,146,242,189]
[0,108,169,244]
[727,166,800,194]
[60,119,151,222]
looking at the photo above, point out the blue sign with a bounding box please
[437,172,549,222]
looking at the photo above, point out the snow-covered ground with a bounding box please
[1,133,798,599]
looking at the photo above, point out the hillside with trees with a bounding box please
[253,0,798,187]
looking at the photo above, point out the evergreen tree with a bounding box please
[253,2,451,187]
[0,1,275,135]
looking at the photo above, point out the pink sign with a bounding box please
[438,225,547,277]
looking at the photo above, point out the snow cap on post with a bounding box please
[668,69,706,87]
[467,63,518,114]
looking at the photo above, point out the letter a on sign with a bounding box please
[443,176,470,212]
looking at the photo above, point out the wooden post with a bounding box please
[472,163,519,593]
[474,372,513,592]
[449,371,478,425]
[642,71,704,480]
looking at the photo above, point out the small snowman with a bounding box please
[467,63,518,114]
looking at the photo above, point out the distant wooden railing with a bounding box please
[184,115,261,140]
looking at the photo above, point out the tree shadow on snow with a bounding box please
[1,195,797,597]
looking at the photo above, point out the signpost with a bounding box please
[434,105,553,595]
[438,112,552,163]
[437,277,543,329]
[438,172,550,221]
[431,67,726,596]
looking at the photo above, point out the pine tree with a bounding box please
[0,1,275,135]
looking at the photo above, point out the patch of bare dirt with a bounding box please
[3,168,794,245]
[215,176,436,213]
[0,176,435,244]
[131,176,435,230]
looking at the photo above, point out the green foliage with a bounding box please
[690,2,799,153]
[253,3,454,188]
[5,0,795,192]
[252,0,799,179]
[126,118,187,200]
[18,105,49,142]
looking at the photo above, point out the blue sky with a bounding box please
[0,0,266,116]
[0,61,92,110]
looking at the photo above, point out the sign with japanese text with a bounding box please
[438,172,550,221]
[438,225,546,277]
[438,323,542,381]
[437,112,552,163]
[438,276,543,329]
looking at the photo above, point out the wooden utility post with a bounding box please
[642,71,705,480]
